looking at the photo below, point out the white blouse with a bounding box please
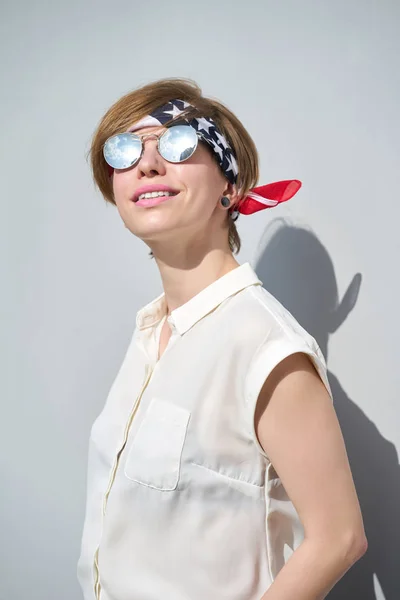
[77,261,333,600]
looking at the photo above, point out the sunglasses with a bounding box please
[103,124,207,171]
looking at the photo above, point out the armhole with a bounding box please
[244,337,333,461]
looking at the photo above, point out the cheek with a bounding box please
[177,163,223,199]
[112,172,131,202]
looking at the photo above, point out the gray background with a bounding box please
[1,1,399,599]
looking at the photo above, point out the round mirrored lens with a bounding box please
[159,125,198,163]
[103,133,142,169]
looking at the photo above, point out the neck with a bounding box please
[155,251,241,315]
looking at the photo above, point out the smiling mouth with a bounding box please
[134,191,179,202]
[134,192,180,206]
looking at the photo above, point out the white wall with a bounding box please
[1,1,399,599]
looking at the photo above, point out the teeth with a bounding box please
[137,190,176,201]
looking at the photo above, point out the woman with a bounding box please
[77,78,367,600]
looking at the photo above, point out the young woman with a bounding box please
[77,78,367,600]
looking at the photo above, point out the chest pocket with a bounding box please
[124,397,190,491]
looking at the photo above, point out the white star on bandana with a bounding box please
[225,153,238,175]
[215,130,229,149]
[164,104,186,120]
[196,117,214,135]
[210,138,224,160]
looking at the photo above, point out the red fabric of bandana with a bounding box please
[237,180,302,215]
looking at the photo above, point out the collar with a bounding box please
[136,262,262,336]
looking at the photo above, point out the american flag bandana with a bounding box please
[125,98,302,217]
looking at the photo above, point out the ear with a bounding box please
[222,182,240,204]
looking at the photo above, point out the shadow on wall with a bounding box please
[254,218,400,600]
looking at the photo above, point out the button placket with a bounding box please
[93,361,154,600]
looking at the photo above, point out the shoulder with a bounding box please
[225,283,317,352]
[235,286,333,446]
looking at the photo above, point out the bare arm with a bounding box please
[255,352,367,600]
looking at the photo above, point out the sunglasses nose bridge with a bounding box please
[140,132,161,142]
[135,132,167,172]
[138,132,163,158]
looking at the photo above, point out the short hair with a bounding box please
[87,77,259,255]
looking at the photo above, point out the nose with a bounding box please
[137,134,166,179]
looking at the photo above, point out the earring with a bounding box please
[221,196,230,207]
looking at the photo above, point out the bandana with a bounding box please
[125,99,302,216]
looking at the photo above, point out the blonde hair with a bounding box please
[88,77,259,255]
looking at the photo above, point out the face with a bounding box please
[111,125,237,257]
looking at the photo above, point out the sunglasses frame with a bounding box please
[103,124,209,171]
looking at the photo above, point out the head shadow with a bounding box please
[253,217,400,599]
